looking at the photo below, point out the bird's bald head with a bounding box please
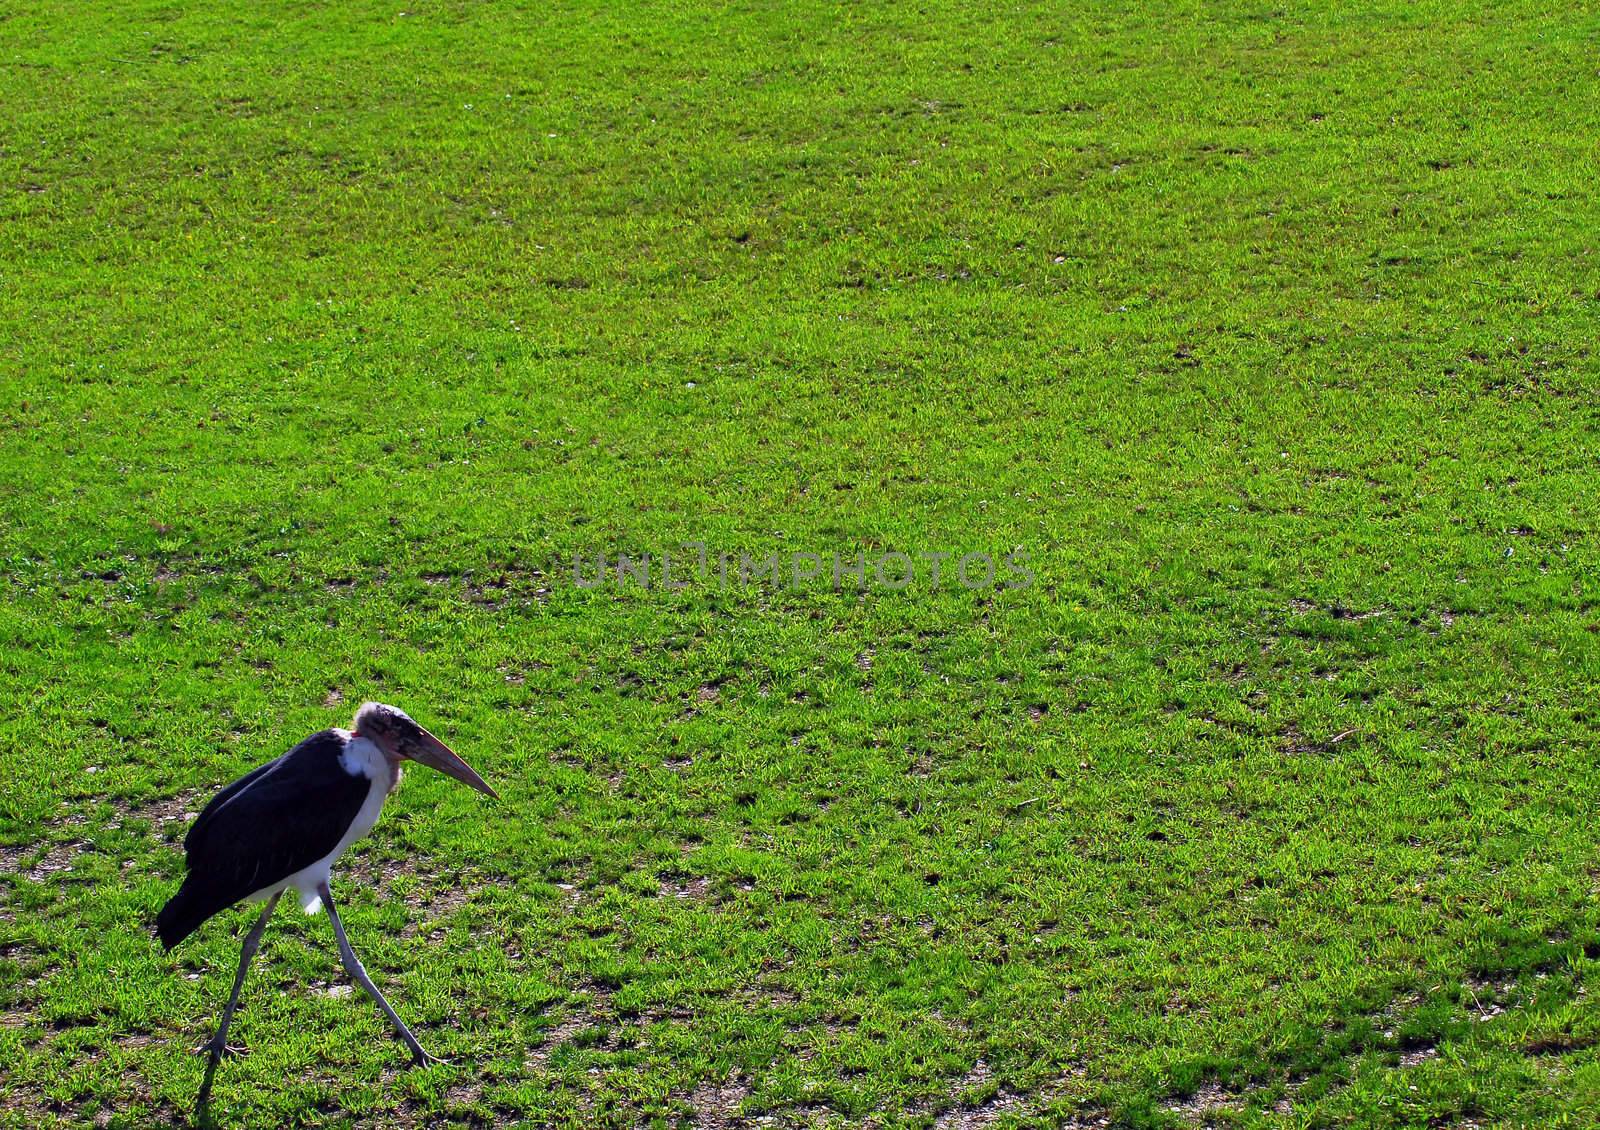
[351,701,417,747]
[349,701,497,798]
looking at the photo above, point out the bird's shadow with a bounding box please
[191,1063,222,1128]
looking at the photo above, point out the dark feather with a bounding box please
[156,730,371,950]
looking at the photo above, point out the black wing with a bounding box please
[155,730,371,950]
[183,758,276,855]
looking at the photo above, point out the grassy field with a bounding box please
[3,1,1600,1126]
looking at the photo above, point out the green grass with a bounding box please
[3,1,1600,1126]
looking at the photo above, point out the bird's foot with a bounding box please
[410,1047,450,1068]
[194,1037,248,1059]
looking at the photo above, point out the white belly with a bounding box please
[245,737,392,912]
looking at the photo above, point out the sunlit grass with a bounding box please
[3,1,1599,1126]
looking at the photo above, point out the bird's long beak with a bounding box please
[403,726,498,799]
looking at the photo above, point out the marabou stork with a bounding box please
[156,702,496,1102]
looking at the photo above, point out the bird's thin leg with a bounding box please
[194,893,279,1110]
[318,881,443,1067]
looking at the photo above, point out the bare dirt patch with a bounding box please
[526,980,616,1070]
[1399,1043,1439,1067]
[921,1059,1025,1129]
[343,849,420,890]
[1463,973,1516,1021]
[400,881,474,941]
[1165,1081,1239,1123]
[117,789,208,841]
[1288,599,1390,622]
[664,875,713,901]
[687,1072,753,1128]
[1279,723,1359,756]
[8,840,87,884]
[524,1011,592,1070]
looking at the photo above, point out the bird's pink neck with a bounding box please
[348,728,404,794]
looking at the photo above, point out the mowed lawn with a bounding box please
[3,1,1600,1126]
